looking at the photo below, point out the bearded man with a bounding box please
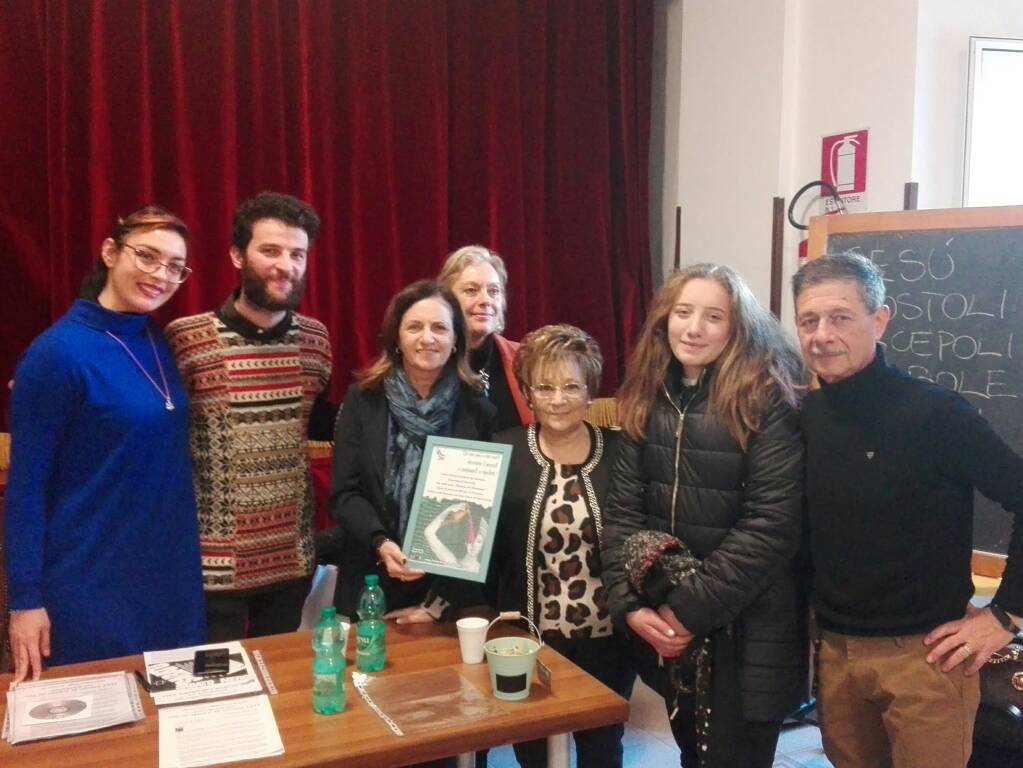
[167,192,333,641]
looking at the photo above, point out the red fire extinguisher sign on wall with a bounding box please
[821,129,868,196]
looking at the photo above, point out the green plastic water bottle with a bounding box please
[312,606,346,714]
[356,574,387,672]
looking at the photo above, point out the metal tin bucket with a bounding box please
[483,611,543,701]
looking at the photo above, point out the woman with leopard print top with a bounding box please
[490,324,635,768]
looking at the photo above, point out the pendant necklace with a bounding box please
[474,343,492,398]
[105,329,175,410]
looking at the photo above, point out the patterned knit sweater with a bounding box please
[166,296,332,591]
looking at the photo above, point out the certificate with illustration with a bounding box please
[402,436,512,582]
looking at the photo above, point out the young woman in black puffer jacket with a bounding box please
[601,263,808,768]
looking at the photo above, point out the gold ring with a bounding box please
[962,643,975,656]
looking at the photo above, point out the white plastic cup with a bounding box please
[456,617,489,664]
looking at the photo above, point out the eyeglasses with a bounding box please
[529,382,588,402]
[121,243,192,284]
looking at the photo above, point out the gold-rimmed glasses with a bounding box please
[121,242,192,284]
[528,382,588,402]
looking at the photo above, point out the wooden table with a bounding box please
[0,622,628,767]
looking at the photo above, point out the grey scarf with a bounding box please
[383,367,461,539]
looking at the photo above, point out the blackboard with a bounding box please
[808,206,1023,560]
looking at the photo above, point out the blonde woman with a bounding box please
[438,245,532,430]
[602,264,807,767]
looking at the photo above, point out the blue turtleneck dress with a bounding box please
[5,299,205,665]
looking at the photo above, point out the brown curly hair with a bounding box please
[513,324,602,406]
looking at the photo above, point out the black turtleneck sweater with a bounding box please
[469,334,520,432]
[801,345,1023,635]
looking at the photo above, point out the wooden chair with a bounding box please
[586,397,619,429]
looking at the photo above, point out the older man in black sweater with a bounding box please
[793,252,1023,768]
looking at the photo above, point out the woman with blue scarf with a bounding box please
[330,280,495,619]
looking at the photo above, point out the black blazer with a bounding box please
[330,380,495,616]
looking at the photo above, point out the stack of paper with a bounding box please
[142,641,262,706]
[157,695,284,768]
[142,641,286,767]
[3,671,144,744]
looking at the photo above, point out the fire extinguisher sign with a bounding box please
[821,129,868,213]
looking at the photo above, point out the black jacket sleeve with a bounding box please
[308,389,340,441]
[600,431,653,632]
[934,392,1023,616]
[329,385,389,551]
[665,397,803,637]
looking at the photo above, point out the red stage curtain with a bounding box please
[0,0,652,427]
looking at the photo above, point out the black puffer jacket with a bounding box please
[602,365,807,721]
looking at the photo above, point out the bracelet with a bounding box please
[989,603,1022,634]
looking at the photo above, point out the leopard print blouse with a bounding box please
[536,462,612,639]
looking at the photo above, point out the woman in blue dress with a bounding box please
[5,205,205,682]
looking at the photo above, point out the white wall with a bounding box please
[657,0,1023,322]
[779,0,920,323]
[785,0,920,214]
[651,0,685,283]
[913,0,1023,209]
[664,0,920,320]
[673,0,790,302]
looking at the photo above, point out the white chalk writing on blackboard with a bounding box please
[840,244,1021,401]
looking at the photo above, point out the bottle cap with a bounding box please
[365,574,380,586]
[320,606,337,620]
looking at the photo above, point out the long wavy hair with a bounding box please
[617,263,806,448]
[512,323,603,403]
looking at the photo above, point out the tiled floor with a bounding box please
[487,680,834,767]
[484,580,1005,766]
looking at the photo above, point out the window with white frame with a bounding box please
[964,37,1023,207]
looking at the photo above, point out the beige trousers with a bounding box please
[817,629,980,768]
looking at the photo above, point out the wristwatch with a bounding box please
[989,602,1023,635]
